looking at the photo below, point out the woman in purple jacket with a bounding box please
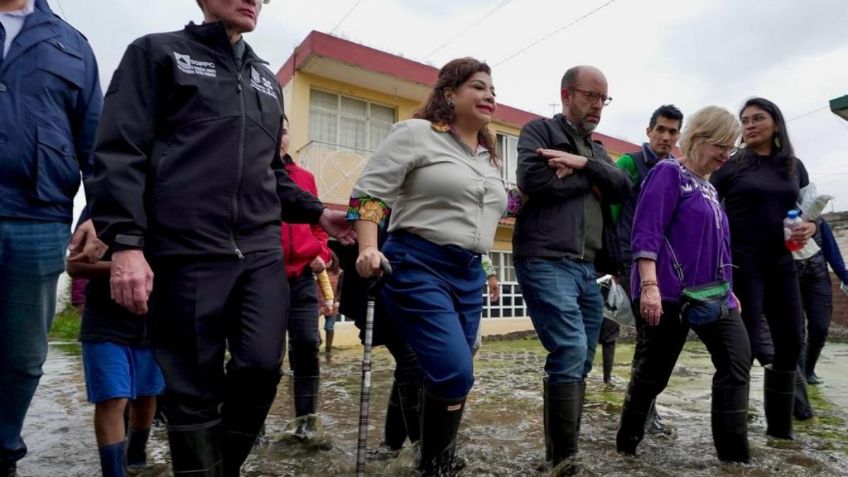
[616,106,751,462]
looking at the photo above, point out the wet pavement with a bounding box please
[17,338,848,476]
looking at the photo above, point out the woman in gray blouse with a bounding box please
[347,57,507,476]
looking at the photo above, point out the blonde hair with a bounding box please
[679,106,741,160]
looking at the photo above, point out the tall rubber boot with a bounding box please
[167,421,224,477]
[804,338,825,384]
[384,381,408,450]
[292,375,320,439]
[543,378,551,461]
[711,385,750,463]
[126,427,151,468]
[616,377,657,455]
[764,365,795,439]
[222,369,281,476]
[293,375,320,417]
[602,343,615,384]
[325,330,335,353]
[419,392,466,476]
[98,440,127,477]
[0,462,16,477]
[545,381,582,468]
[793,365,814,421]
[397,380,422,444]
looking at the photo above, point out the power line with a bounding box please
[786,106,828,122]
[54,0,69,20]
[493,0,620,68]
[330,0,363,35]
[423,0,514,59]
[832,115,848,134]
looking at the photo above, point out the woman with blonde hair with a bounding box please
[617,106,752,462]
[348,57,506,475]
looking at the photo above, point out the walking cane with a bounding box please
[356,259,392,477]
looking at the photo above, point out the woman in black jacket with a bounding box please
[710,97,818,440]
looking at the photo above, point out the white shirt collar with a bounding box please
[1,0,36,17]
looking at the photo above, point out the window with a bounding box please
[308,89,396,152]
[496,133,519,187]
[481,250,527,319]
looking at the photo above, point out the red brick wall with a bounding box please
[832,272,848,328]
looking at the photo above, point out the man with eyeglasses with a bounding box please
[513,65,630,470]
[87,0,353,475]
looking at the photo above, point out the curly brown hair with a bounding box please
[414,57,500,168]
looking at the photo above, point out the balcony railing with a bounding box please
[295,141,374,205]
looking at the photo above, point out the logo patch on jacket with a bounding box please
[174,52,217,77]
[250,66,278,99]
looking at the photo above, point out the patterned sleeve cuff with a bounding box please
[481,254,496,277]
[347,196,391,229]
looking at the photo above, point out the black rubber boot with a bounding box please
[167,421,224,477]
[396,380,422,444]
[543,378,551,461]
[418,392,466,477]
[0,462,15,477]
[793,365,814,421]
[293,375,320,418]
[545,381,582,469]
[602,343,615,384]
[616,378,657,455]
[98,441,127,477]
[805,338,825,385]
[384,381,408,450]
[222,369,281,476]
[711,385,750,463]
[764,365,796,439]
[126,427,151,467]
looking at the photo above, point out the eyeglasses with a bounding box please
[710,143,738,156]
[567,88,612,106]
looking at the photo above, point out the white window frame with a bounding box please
[308,88,396,152]
[482,250,527,319]
[496,133,519,188]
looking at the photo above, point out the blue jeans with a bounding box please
[515,258,604,384]
[381,232,483,400]
[0,219,69,463]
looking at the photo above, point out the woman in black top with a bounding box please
[710,97,817,440]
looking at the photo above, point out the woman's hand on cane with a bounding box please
[356,246,388,278]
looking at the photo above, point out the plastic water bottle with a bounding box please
[783,210,804,252]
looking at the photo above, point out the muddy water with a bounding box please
[18,339,848,476]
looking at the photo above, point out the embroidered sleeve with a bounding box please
[481,254,497,277]
[346,195,391,229]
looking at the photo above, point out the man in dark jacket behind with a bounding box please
[513,65,630,469]
[0,1,102,475]
[87,1,353,475]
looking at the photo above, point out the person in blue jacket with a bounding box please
[799,217,848,385]
[0,1,102,475]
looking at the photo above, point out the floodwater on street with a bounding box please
[16,337,848,476]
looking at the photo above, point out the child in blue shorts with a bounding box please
[68,252,164,476]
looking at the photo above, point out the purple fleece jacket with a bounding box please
[630,159,737,308]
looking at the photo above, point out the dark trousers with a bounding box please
[630,302,751,394]
[732,253,803,372]
[380,232,483,400]
[149,250,288,426]
[796,253,832,374]
[287,269,320,379]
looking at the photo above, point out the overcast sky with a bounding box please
[59,0,848,213]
